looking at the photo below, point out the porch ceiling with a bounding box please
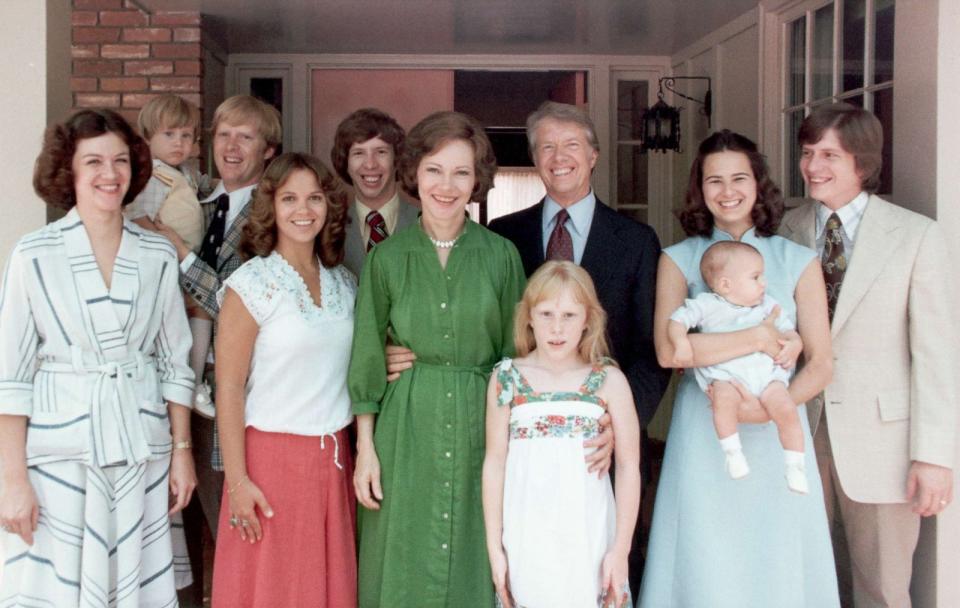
[134,0,696,55]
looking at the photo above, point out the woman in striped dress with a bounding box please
[0,109,197,607]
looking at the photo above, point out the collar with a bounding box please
[355,192,401,226]
[202,182,257,208]
[543,191,596,237]
[711,225,759,243]
[815,191,869,240]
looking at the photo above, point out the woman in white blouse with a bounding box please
[210,153,358,607]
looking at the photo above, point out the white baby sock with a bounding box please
[784,450,809,494]
[720,433,749,479]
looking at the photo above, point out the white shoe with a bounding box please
[786,464,809,494]
[725,450,750,479]
[193,383,216,419]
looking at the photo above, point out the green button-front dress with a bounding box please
[349,220,526,607]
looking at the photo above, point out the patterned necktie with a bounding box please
[199,193,229,269]
[821,213,847,321]
[546,209,574,262]
[366,210,388,252]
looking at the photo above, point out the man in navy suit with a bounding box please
[488,101,669,597]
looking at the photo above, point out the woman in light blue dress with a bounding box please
[639,131,839,608]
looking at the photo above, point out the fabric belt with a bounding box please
[413,361,491,379]
[39,346,156,467]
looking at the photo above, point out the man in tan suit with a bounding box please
[780,103,956,607]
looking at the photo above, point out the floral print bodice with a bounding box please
[494,358,610,441]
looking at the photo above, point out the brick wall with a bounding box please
[71,0,203,128]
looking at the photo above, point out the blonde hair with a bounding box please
[137,93,201,140]
[699,241,761,291]
[211,95,282,149]
[513,261,611,366]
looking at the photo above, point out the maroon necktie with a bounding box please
[546,209,573,262]
[366,211,388,252]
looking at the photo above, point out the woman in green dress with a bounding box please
[349,111,526,607]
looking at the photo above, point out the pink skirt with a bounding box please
[212,427,357,607]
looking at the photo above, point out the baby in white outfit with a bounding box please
[668,241,808,494]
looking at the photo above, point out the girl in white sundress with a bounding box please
[482,261,640,608]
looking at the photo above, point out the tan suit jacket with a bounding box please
[780,195,957,503]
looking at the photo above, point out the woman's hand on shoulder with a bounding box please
[0,476,39,545]
[354,443,384,510]
[168,448,197,515]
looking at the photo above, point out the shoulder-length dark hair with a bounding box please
[241,153,348,268]
[33,109,152,211]
[678,129,784,237]
[398,111,497,204]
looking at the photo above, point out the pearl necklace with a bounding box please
[428,235,459,248]
[420,218,462,249]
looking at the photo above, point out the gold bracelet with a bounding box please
[173,440,192,450]
[227,475,249,495]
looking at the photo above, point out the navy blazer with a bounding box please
[488,199,670,427]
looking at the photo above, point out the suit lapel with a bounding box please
[780,202,818,250]
[217,201,251,273]
[580,200,616,292]
[344,204,365,274]
[518,201,546,274]
[396,199,419,230]
[830,196,901,335]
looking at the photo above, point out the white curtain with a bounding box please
[468,168,546,224]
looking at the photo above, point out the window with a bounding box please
[614,79,650,224]
[782,0,895,197]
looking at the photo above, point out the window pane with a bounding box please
[617,144,648,205]
[784,109,806,198]
[842,94,864,107]
[874,0,895,84]
[617,80,649,140]
[873,87,894,194]
[788,17,806,106]
[812,3,834,100]
[842,0,866,92]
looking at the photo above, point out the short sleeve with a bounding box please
[670,297,705,329]
[763,295,795,332]
[218,257,281,325]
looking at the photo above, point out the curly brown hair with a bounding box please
[678,130,784,238]
[398,111,496,204]
[330,108,405,186]
[33,109,152,211]
[240,153,348,267]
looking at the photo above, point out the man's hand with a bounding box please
[584,413,614,477]
[906,461,954,517]
[385,344,416,382]
[154,219,192,262]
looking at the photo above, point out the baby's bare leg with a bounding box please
[711,381,742,440]
[759,381,803,452]
[711,381,750,479]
